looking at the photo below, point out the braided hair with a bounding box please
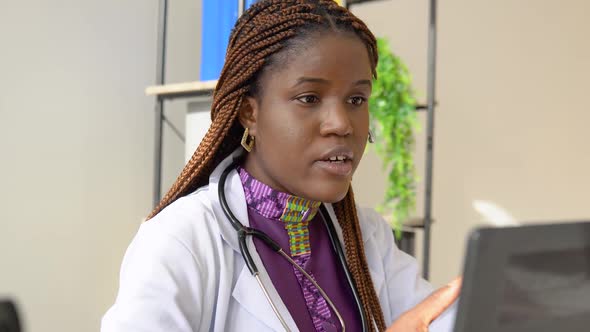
[148,1,385,330]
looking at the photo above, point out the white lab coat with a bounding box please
[101,149,457,332]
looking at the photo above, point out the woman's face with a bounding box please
[240,33,372,203]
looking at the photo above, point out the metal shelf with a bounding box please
[146,80,216,99]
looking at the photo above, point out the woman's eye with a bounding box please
[348,96,367,106]
[296,95,320,104]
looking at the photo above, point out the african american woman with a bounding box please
[102,1,460,331]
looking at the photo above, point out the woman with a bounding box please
[102,1,459,331]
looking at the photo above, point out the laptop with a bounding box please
[453,221,590,332]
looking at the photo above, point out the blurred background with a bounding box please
[0,0,588,331]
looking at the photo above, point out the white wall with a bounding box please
[0,1,200,331]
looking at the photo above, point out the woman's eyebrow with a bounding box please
[354,79,372,88]
[292,77,330,88]
[291,77,372,88]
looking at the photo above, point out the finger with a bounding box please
[415,277,462,323]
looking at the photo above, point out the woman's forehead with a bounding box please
[261,33,373,88]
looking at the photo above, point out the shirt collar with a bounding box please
[238,166,321,224]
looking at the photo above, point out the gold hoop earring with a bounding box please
[241,127,255,152]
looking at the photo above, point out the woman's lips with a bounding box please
[315,159,353,176]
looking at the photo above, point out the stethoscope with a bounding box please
[219,160,369,332]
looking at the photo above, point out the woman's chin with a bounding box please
[304,182,350,203]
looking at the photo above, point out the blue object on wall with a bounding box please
[200,0,258,81]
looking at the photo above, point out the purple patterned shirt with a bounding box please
[239,167,362,332]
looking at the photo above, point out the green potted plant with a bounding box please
[369,37,419,238]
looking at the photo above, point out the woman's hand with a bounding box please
[386,277,462,332]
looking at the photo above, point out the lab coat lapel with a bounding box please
[322,202,378,246]
[208,149,298,331]
[232,240,299,331]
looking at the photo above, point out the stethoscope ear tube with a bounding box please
[320,204,369,332]
[238,230,258,275]
[219,159,243,232]
[238,227,283,275]
[247,227,282,252]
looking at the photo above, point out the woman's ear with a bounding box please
[238,96,260,136]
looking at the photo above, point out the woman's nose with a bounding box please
[319,102,353,137]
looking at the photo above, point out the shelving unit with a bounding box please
[148,0,438,279]
[146,80,216,99]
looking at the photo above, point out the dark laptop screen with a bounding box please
[499,247,590,326]
[454,222,590,332]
